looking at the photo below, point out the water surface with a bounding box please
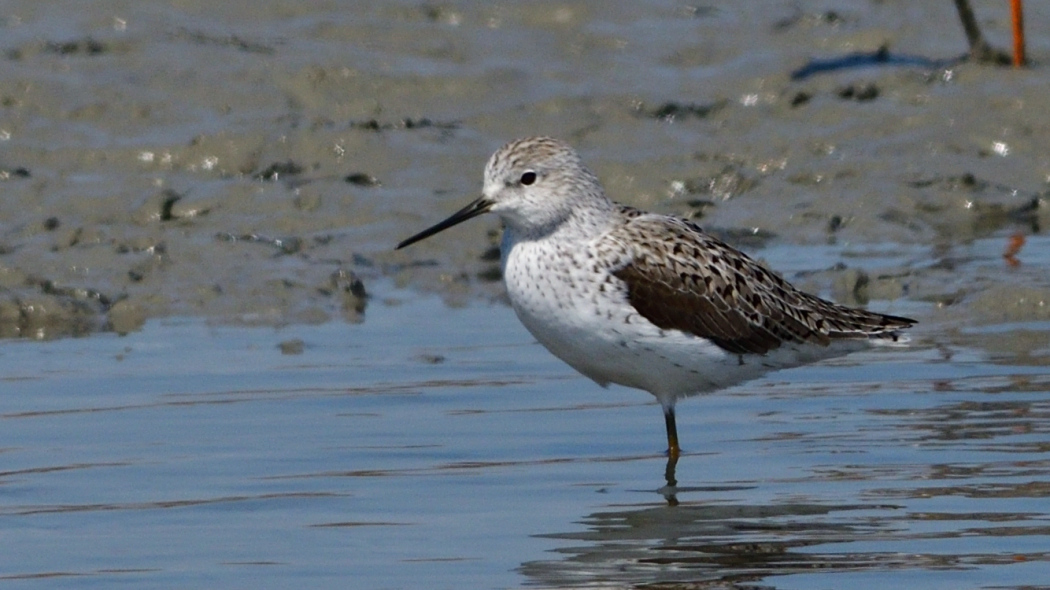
[4,237,1050,588]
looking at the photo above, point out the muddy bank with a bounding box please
[0,1,1047,339]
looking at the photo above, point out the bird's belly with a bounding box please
[514,296,849,403]
[504,258,752,399]
[518,303,735,393]
[502,241,852,403]
[505,257,865,407]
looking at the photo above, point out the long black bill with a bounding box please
[395,197,494,250]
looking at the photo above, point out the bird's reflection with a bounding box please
[521,498,911,588]
[661,453,679,506]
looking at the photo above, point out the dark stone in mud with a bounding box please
[215,233,304,255]
[348,118,458,132]
[43,217,60,231]
[344,173,380,187]
[170,28,275,55]
[641,100,727,121]
[420,4,456,23]
[160,190,182,221]
[686,199,716,220]
[115,239,166,256]
[908,173,986,191]
[275,237,303,255]
[790,91,812,107]
[35,278,112,308]
[838,83,879,101]
[322,269,368,323]
[351,253,375,267]
[774,9,848,30]
[330,270,367,301]
[44,37,108,56]
[679,166,758,202]
[350,119,382,132]
[131,190,189,224]
[401,118,442,129]
[278,338,305,355]
[827,215,844,233]
[255,161,305,181]
[477,267,502,282]
[479,245,501,262]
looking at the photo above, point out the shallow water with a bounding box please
[3,1,1050,588]
[4,237,1050,589]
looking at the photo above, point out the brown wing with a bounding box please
[608,214,915,355]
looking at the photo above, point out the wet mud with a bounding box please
[0,1,1048,339]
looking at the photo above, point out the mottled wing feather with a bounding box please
[608,211,915,355]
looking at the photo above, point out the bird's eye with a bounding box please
[519,171,537,186]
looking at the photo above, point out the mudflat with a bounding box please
[1,2,1046,339]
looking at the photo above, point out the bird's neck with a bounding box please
[501,203,619,257]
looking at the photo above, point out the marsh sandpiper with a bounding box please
[397,137,915,463]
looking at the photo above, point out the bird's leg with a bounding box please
[661,406,680,506]
[662,454,679,506]
[663,449,679,488]
[664,406,680,460]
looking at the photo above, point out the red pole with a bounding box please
[1011,0,1027,67]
